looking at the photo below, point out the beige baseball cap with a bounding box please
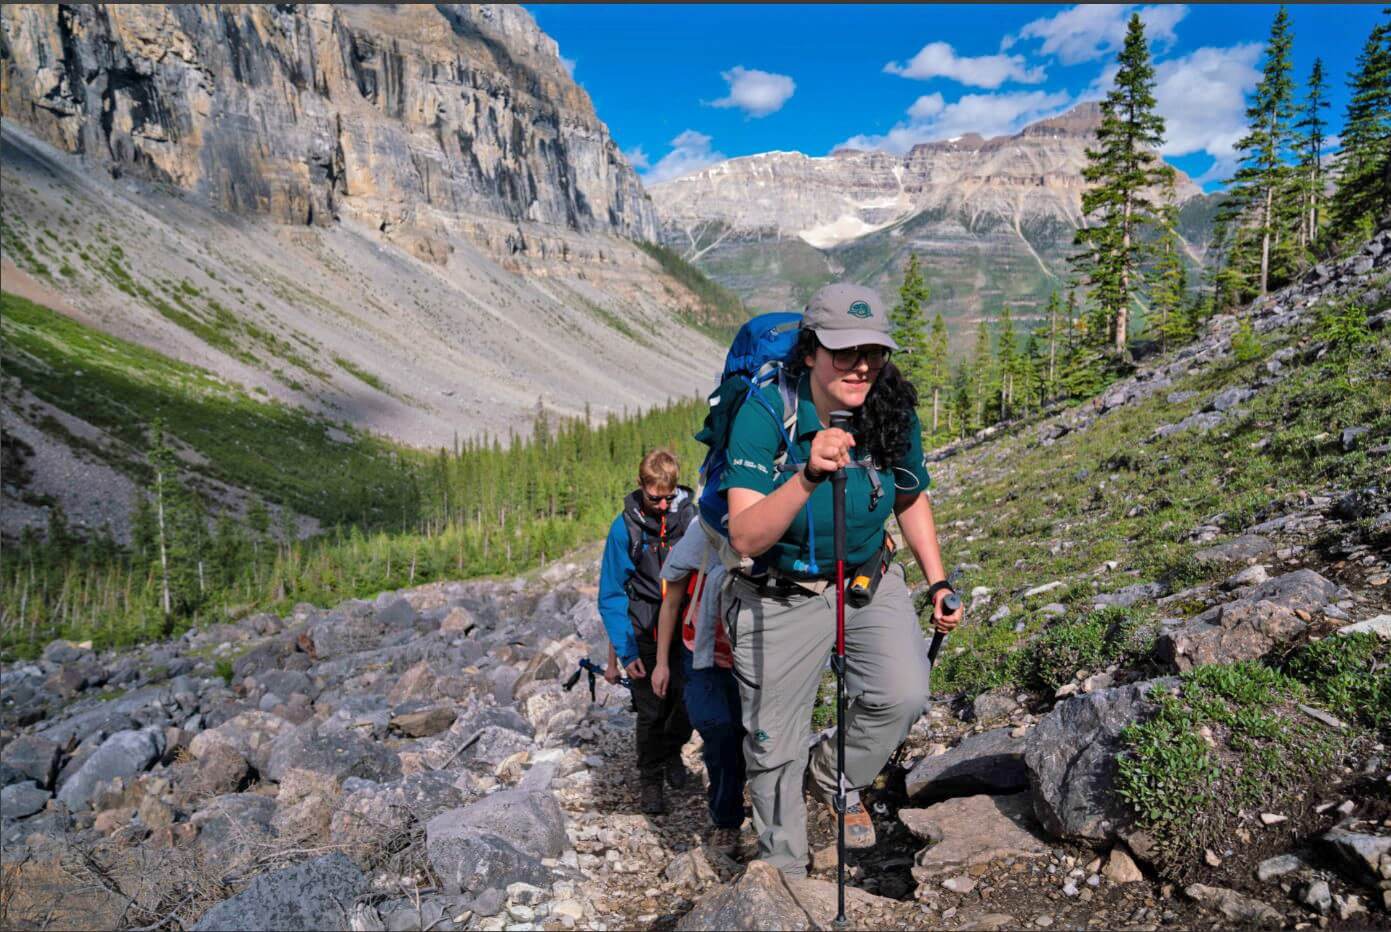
[802,282,899,351]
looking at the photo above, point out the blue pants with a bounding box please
[682,651,747,829]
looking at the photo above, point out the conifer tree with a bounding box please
[1228,7,1296,294]
[147,419,176,617]
[969,314,995,430]
[1148,172,1191,352]
[1073,13,1168,353]
[1043,289,1062,401]
[890,254,932,393]
[997,306,1019,421]
[925,313,950,434]
[1330,14,1391,243]
[1294,58,1330,247]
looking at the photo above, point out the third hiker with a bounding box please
[597,448,697,814]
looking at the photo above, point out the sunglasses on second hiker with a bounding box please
[642,490,679,505]
[826,345,892,372]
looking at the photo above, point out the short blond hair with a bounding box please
[639,448,679,490]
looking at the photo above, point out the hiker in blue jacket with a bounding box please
[597,448,697,814]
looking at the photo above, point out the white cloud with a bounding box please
[1012,4,1188,65]
[885,41,1046,88]
[623,146,650,170]
[558,53,576,78]
[711,66,796,118]
[1153,44,1261,178]
[641,130,726,184]
[840,90,1073,155]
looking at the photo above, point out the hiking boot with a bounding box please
[709,826,743,859]
[828,799,877,848]
[640,781,667,815]
[665,756,692,790]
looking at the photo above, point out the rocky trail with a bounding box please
[3,234,1390,931]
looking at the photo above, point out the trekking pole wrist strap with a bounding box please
[802,463,830,484]
[926,580,956,602]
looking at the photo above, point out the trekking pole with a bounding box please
[829,410,853,928]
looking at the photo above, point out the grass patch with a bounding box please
[334,356,387,392]
[1,290,420,525]
[636,240,749,342]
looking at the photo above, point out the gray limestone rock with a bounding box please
[676,860,812,932]
[56,727,164,810]
[263,724,401,784]
[1193,535,1274,567]
[0,735,62,789]
[1025,678,1177,844]
[191,852,365,931]
[1,780,51,820]
[906,727,1028,801]
[426,820,551,896]
[1320,820,1391,887]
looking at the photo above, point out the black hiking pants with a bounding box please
[631,626,692,786]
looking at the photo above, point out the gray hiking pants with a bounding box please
[725,564,932,875]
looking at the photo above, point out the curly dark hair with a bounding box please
[785,328,918,469]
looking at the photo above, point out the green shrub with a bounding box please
[1230,319,1262,363]
[214,658,234,685]
[1026,606,1156,692]
[1285,632,1391,732]
[1117,661,1349,881]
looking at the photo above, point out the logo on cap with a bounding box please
[848,300,872,319]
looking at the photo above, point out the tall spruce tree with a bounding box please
[1073,13,1168,354]
[1043,289,1062,401]
[890,254,932,393]
[1148,171,1191,352]
[1228,7,1297,295]
[1294,57,1331,247]
[926,313,950,434]
[969,315,994,431]
[147,419,176,618]
[1330,14,1391,242]
[997,306,1019,421]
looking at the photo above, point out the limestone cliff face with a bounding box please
[652,103,1200,253]
[0,4,656,241]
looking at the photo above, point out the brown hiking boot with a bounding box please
[640,780,666,815]
[829,799,876,848]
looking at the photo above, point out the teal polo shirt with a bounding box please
[720,373,931,578]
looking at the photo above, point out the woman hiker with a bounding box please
[719,282,963,876]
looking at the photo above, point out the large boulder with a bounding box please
[903,793,1049,879]
[305,607,383,659]
[189,711,294,774]
[1,781,51,821]
[676,860,813,931]
[424,788,565,895]
[56,727,164,811]
[1157,599,1307,670]
[1245,568,1348,615]
[1025,678,1177,844]
[189,794,278,876]
[0,735,62,789]
[190,852,365,931]
[263,724,401,784]
[905,727,1028,801]
[329,771,471,848]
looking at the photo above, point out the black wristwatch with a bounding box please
[802,463,829,484]
[926,579,956,602]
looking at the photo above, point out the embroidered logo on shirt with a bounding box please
[731,458,770,475]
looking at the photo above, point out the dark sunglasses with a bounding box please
[826,344,891,372]
[642,490,678,504]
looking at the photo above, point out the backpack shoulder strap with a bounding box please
[773,369,800,468]
[621,511,645,567]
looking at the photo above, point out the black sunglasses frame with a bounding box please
[826,345,892,372]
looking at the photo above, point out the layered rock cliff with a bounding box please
[0,4,657,241]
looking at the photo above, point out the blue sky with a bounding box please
[527,4,1385,191]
